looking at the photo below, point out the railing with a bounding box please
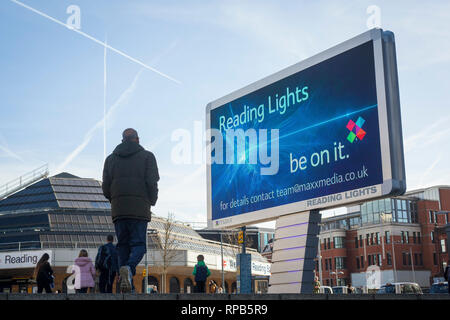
[0,164,49,200]
[0,241,103,252]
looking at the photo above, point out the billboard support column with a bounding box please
[268,210,321,294]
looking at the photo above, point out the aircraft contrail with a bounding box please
[10,0,181,84]
[56,69,144,173]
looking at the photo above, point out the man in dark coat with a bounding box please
[95,234,119,293]
[102,128,159,293]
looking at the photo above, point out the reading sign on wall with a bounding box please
[0,250,52,269]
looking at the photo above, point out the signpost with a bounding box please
[206,28,405,293]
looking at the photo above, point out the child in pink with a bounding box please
[73,249,96,293]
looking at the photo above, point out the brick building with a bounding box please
[317,185,450,289]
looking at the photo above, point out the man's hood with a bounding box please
[113,141,144,158]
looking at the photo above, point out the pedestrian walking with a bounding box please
[102,128,160,293]
[95,234,119,293]
[444,260,450,294]
[193,255,211,293]
[33,253,53,294]
[73,249,96,293]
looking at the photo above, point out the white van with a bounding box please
[319,286,333,294]
[332,286,348,294]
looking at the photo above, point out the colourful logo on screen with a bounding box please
[346,117,366,143]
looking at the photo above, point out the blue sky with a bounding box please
[1,0,450,225]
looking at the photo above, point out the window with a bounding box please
[431,231,435,243]
[441,239,447,253]
[375,232,380,245]
[366,234,370,246]
[368,255,372,266]
[402,252,407,265]
[429,210,435,223]
[412,232,416,244]
[418,232,421,244]
[361,256,364,269]
[335,257,346,270]
[359,235,363,247]
[385,231,391,244]
[386,252,392,265]
[433,253,438,266]
[334,237,345,249]
[325,259,329,271]
[356,257,360,269]
[401,231,408,244]
[355,237,359,248]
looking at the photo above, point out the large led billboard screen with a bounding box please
[206,29,405,228]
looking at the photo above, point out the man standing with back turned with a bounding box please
[102,128,159,293]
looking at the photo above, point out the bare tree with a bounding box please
[150,212,179,293]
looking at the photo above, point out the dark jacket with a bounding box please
[36,262,53,285]
[102,140,159,222]
[95,242,119,273]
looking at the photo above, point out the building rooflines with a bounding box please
[405,185,450,195]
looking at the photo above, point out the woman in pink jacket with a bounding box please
[73,249,96,293]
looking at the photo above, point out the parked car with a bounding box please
[319,286,333,294]
[377,282,423,294]
[353,287,364,294]
[332,286,348,294]
[430,282,448,294]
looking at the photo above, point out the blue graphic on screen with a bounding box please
[210,41,382,221]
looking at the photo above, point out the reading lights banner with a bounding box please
[207,31,404,227]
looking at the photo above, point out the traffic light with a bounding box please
[238,230,244,244]
[142,268,147,277]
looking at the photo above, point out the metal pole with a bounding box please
[221,232,225,293]
[391,233,397,283]
[241,226,246,254]
[410,247,416,284]
[318,239,323,285]
[145,231,148,293]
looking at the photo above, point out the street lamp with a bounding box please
[330,269,344,286]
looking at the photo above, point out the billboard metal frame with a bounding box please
[206,28,405,229]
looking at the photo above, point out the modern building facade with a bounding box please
[0,173,270,294]
[316,185,450,289]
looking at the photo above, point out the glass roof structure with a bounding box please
[0,172,110,212]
